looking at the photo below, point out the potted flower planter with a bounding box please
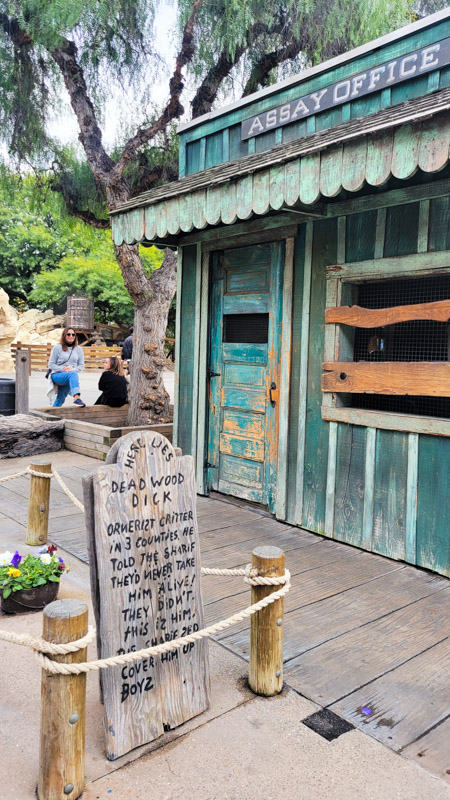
[0,546,69,615]
[1,581,59,614]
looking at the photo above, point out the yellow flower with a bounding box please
[7,568,21,578]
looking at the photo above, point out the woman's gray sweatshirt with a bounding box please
[48,344,85,373]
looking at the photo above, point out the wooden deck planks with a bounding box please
[330,636,450,751]
[403,715,450,783]
[283,587,450,707]
[0,452,449,781]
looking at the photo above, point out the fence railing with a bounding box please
[11,343,123,374]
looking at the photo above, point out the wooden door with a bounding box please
[206,242,284,511]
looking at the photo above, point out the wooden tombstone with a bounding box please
[82,431,210,759]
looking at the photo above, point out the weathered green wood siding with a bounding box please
[416,436,450,576]
[180,17,450,175]
[302,218,337,532]
[176,245,199,456]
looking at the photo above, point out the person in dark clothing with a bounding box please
[95,357,128,407]
[121,328,133,362]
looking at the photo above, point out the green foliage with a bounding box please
[0,545,68,599]
[180,0,417,86]
[30,231,163,325]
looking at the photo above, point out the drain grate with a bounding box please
[302,709,354,741]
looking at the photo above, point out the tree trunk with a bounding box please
[120,247,177,426]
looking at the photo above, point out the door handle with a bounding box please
[269,381,277,407]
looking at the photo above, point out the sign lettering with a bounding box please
[241,38,449,140]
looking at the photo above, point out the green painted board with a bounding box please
[429,196,450,251]
[205,131,223,169]
[229,124,248,161]
[373,430,409,561]
[286,229,305,525]
[222,343,267,364]
[351,93,381,119]
[345,210,377,262]
[391,73,429,105]
[315,106,342,132]
[223,293,269,314]
[177,245,198,456]
[255,129,276,153]
[384,202,420,256]
[186,140,201,175]
[333,423,366,548]
[416,435,450,577]
[282,119,307,143]
[302,218,337,532]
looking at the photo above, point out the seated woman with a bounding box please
[48,328,86,407]
[95,356,128,407]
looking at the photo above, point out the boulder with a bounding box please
[0,289,19,372]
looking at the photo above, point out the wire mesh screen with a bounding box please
[223,313,269,344]
[351,275,450,418]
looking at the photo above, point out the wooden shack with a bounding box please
[111,10,450,577]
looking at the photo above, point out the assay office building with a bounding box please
[112,10,450,577]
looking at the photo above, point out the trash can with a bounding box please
[0,378,15,416]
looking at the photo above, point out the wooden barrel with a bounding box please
[66,296,94,331]
[0,378,15,416]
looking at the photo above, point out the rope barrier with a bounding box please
[0,567,290,676]
[0,466,85,512]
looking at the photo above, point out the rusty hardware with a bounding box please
[207,369,221,379]
[269,381,277,407]
[204,461,218,469]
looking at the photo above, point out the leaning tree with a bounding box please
[0,0,431,423]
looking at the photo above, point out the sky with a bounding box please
[46,1,180,152]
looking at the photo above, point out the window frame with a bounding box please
[321,251,450,438]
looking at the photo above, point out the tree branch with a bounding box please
[51,38,116,183]
[242,37,304,97]
[112,0,203,178]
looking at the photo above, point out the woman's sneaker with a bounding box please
[73,398,86,407]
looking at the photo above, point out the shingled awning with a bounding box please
[111,88,450,245]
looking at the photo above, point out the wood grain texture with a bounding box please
[38,599,88,800]
[27,460,51,546]
[288,588,450,709]
[330,632,450,749]
[85,431,210,759]
[249,546,285,696]
[322,361,450,396]
[325,299,450,327]
[403,715,450,783]
[321,405,450,437]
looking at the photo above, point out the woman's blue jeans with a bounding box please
[51,371,81,407]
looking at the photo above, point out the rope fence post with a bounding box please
[15,348,30,414]
[26,460,52,546]
[249,546,285,697]
[38,599,88,800]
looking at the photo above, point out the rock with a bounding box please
[0,289,19,372]
[0,413,65,458]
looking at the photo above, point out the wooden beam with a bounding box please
[326,250,450,281]
[321,405,450,437]
[322,361,450,396]
[325,300,450,328]
[326,178,450,219]
[177,213,305,247]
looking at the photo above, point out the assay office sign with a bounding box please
[241,38,450,140]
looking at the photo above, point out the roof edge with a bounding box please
[177,9,450,134]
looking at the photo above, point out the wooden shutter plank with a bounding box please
[325,299,450,327]
[322,361,450,396]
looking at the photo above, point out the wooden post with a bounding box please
[26,460,52,546]
[38,599,88,800]
[249,546,285,697]
[15,349,30,414]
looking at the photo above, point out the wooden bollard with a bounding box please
[249,546,285,696]
[15,349,30,414]
[26,460,52,546]
[38,599,88,800]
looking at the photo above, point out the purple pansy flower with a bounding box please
[11,550,22,567]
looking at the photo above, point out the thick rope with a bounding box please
[50,469,85,512]
[0,569,290,675]
[0,469,29,483]
[0,626,96,654]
